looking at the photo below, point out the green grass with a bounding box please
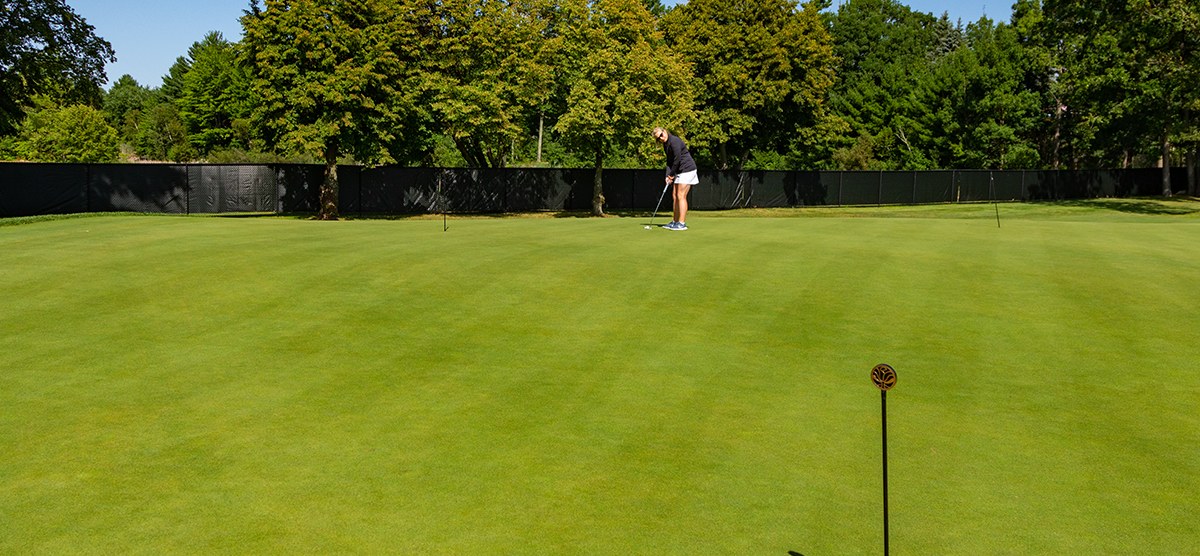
[2,201,1198,555]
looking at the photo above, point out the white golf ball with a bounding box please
[644,226,651,229]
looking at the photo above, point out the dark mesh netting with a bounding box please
[188,165,277,213]
[880,172,914,205]
[0,163,87,217]
[839,172,879,205]
[914,171,953,204]
[3,163,1191,218]
[90,164,187,213]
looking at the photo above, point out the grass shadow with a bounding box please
[1032,197,1200,216]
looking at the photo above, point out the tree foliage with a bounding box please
[914,16,1045,169]
[663,0,836,169]
[826,0,946,169]
[5,0,1198,194]
[177,32,252,154]
[134,103,192,161]
[554,0,696,215]
[1045,0,1199,182]
[0,0,114,134]
[102,74,150,131]
[241,0,425,219]
[408,0,555,168]
[3,101,118,161]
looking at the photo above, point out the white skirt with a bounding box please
[674,170,699,185]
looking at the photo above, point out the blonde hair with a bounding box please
[652,127,667,138]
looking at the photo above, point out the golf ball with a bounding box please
[644,226,651,229]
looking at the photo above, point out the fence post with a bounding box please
[878,169,883,206]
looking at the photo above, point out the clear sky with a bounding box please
[71,0,995,91]
[71,0,248,89]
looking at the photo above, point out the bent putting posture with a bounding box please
[652,127,697,230]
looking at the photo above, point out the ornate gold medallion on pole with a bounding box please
[872,364,897,556]
[872,364,896,390]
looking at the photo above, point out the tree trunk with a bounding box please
[319,138,340,220]
[537,113,543,165]
[1162,135,1172,197]
[720,142,728,170]
[738,148,750,171]
[592,148,605,217]
[453,136,485,168]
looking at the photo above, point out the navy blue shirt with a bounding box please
[663,133,697,179]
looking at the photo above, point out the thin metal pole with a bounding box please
[882,389,889,556]
[991,171,1000,228]
[439,172,447,232]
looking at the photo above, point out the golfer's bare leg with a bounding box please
[672,182,681,223]
[676,182,691,224]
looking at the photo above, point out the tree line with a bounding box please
[2,0,1197,218]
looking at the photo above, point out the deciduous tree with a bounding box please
[1046,0,1199,188]
[0,0,114,133]
[5,102,118,161]
[134,103,191,161]
[663,0,836,169]
[555,0,695,216]
[407,0,555,168]
[241,0,425,219]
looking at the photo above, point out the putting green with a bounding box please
[2,204,1198,555]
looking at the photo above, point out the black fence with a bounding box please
[0,162,1191,218]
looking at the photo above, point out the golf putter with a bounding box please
[646,180,671,229]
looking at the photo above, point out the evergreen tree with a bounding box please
[916,16,1044,169]
[826,0,942,169]
[159,56,191,104]
[177,31,252,154]
[102,75,151,132]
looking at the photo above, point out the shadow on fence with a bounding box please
[0,162,1191,218]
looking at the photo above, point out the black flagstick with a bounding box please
[872,364,897,556]
[882,387,889,556]
[991,172,1000,228]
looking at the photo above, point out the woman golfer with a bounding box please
[652,127,697,230]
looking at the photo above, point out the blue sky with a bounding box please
[72,0,993,90]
